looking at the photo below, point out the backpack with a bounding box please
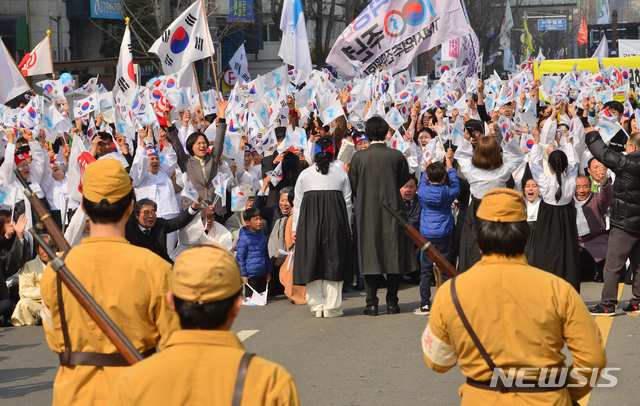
[268,214,289,266]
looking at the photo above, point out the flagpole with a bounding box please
[199,0,223,100]
[47,30,55,79]
[0,36,35,95]
[191,62,206,119]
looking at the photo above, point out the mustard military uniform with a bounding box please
[109,329,300,406]
[423,255,607,405]
[40,237,180,405]
[40,159,180,406]
[422,189,607,406]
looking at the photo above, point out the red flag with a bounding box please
[578,14,588,46]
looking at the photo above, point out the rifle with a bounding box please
[383,203,459,286]
[15,169,143,365]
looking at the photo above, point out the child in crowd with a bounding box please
[237,208,272,297]
[414,159,460,315]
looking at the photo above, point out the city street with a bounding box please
[0,281,637,405]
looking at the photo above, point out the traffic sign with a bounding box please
[223,69,237,86]
[538,18,566,31]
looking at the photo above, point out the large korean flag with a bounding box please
[149,0,215,74]
[327,0,471,79]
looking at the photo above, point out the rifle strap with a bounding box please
[232,352,255,406]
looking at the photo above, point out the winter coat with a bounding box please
[586,131,640,235]
[236,227,272,278]
[417,168,460,239]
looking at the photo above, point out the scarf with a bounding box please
[573,196,591,236]
[525,197,541,222]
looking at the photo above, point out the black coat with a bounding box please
[403,198,421,231]
[586,130,640,235]
[261,151,302,206]
[125,208,196,263]
[349,143,413,275]
[0,236,28,300]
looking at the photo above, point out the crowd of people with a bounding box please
[0,64,638,326]
[0,58,638,405]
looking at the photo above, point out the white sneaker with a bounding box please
[413,306,430,316]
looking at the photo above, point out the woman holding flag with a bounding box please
[164,102,227,215]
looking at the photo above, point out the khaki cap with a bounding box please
[477,188,527,223]
[83,159,133,204]
[172,243,242,303]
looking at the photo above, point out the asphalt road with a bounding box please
[0,281,637,405]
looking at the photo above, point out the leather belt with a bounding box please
[59,348,156,367]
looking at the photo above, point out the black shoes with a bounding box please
[363,305,378,316]
[622,304,640,314]
[590,304,615,317]
[387,304,401,314]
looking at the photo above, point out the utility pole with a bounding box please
[611,9,618,56]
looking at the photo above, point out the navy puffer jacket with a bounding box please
[236,227,272,277]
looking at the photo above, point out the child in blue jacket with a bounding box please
[414,159,460,315]
[237,208,272,296]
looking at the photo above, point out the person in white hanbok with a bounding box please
[170,211,232,261]
[11,234,52,326]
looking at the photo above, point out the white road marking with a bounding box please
[237,330,259,342]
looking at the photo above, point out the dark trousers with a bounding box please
[600,227,640,310]
[580,248,605,281]
[363,274,401,307]
[247,276,267,296]
[420,236,452,307]
[0,298,13,324]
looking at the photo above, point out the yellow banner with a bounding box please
[534,56,640,101]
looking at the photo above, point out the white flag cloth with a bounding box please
[229,44,251,84]
[37,79,65,101]
[149,0,215,74]
[0,39,31,104]
[73,94,98,119]
[17,97,41,129]
[231,185,249,212]
[67,135,91,203]
[499,1,514,50]
[327,0,471,79]
[213,172,230,206]
[0,186,18,208]
[278,0,313,79]
[597,0,611,25]
[181,173,200,203]
[278,126,307,153]
[115,25,136,95]
[18,35,52,77]
[222,130,241,159]
[385,108,405,131]
[593,34,609,59]
[75,78,99,96]
[519,132,535,150]
[267,161,284,186]
[595,119,622,145]
[320,99,345,125]
[42,104,68,142]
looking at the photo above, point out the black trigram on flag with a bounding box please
[194,37,204,52]
[185,13,197,27]
[162,30,171,43]
[127,43,132,54]
[164,55,174,67]
[117,77,130,92]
